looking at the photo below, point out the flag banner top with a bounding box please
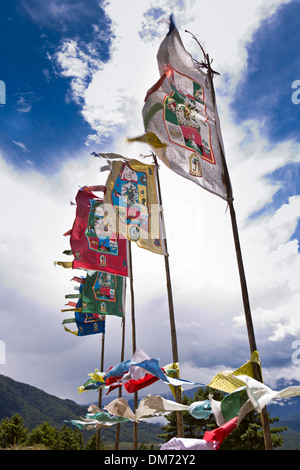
[81,270,125,318]
[104,159,166,255]
[70,188,129,277]
[142,17,228,200]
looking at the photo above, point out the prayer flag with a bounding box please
[142,16,228,200]
[104,159,166,255]
[103,399,136,421]
[160,437,216,451]
[69,188,129,277]
[203,417,238,450]
[207,351,261,394]
[62,310,105,337]
[81,270,125,318]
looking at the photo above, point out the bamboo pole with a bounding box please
[128,241,139,450]
[115,317,126,450]
[96,331,105,450]
[153,156,184,438]
[204,51,273,450]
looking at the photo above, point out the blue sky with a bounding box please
[1,0,300,415]
[0,0,111,173]
[232,2,300,145]
[231,1,300,247]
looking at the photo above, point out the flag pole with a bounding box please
[96,331,105,450]
[115,317,126,450]
[204,51,273,450]
[152,154,184,438]
[128,241,139,450]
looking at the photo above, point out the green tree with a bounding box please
[26,421,58,450]
[56,425,84,450]
[84,433,108,450]
[220,411,286,450]
[0,414,29,448]
[160,387,286,450]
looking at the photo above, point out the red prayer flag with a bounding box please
[124,373,159,393]
[203,416,238,449]
[70,188,129,277]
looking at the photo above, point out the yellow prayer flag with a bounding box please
[208,352,261,394]
[104,159,166,255]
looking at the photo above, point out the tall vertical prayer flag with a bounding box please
[69,188,129,277]
[104,159,166,255]
[81,270,125,318]
[62,310,105,336]
[142,16,228,200]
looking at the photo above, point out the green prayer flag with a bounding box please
[220,388,249,423]
[81,270,125,317]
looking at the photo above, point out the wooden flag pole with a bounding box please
[204,51,273,450]
[96,331,105,450]
[128,241,139,450]
[115,317,126,450]
[153,155,184,438]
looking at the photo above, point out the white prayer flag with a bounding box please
[143,16,228,200]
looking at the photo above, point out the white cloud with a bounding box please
[12,140,30,152]
[54,39,103,106]
[52,0,294,149]
[16,95,32,113]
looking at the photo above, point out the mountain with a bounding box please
[267,378,300,424]
[0,374,164,447]
[0,374,88,431]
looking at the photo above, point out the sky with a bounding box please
[1,0,300,410]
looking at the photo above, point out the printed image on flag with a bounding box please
[81,270,125,318]
[104,159,166,255]
[142,16,228,200]
[70,188,129,277]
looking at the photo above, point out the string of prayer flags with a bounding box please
[142,15,228,200]
[78,365,177,395]
[64,187,129,277]
[69,394,211,432]
[77,349,202,395]
[104,158,166,255]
